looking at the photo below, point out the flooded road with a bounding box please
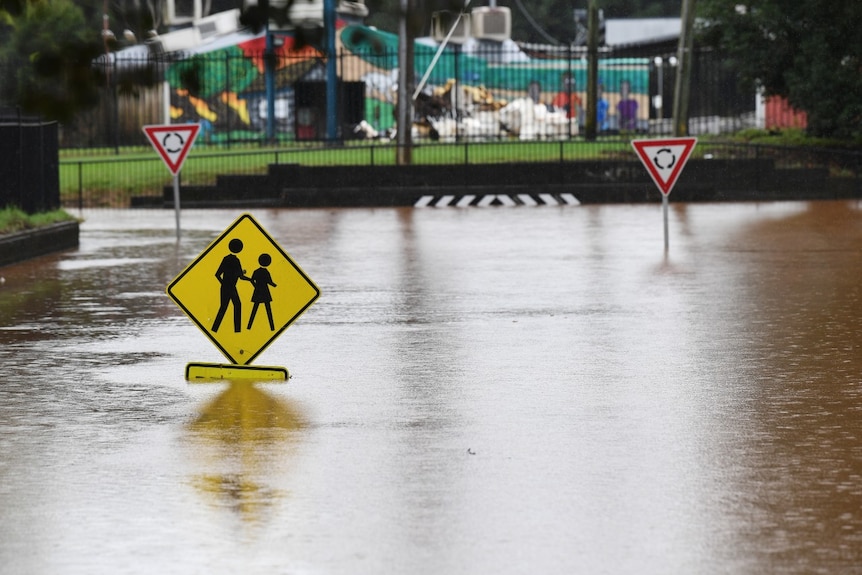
[1,202,861,574]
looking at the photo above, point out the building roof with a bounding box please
[605,18,680,46]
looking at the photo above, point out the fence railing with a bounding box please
[60,139,861,209]
[5,34,855,208]
[27,41,764,152]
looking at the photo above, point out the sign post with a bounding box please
[631,137,697,252]
[143,123,200,241]
[166,213,320,380]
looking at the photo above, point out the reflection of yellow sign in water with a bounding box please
[167,213,320,365]
[187,382,306,523]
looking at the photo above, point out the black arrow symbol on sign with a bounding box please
[162,132,184,154]
[653,148,676,170]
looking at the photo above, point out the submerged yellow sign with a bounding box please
[167,213,320,365]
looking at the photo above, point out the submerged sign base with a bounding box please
[186,362,289,382]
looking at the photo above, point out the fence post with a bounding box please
[226,51,232,149]
[855,152,862,198]
[78,161,83,211]
[455,52,461,143]
[112,57,120,153]
[324,0,338,142]
[17,108,23,210]
[755,145,761,191]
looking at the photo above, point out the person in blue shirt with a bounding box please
[597,83,609,132]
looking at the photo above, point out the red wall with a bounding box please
[765,96,807,129]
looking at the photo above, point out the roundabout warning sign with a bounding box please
[632,137,698,253]
[143,123,202,240]
[143,123,200,176]
[631,137,697,196]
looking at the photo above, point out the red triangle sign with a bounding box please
[631,137,697,196]
[143,124,201,176]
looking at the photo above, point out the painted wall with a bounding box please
[163,22,651,141]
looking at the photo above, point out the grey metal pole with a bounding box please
[172,174,181,241]
[585,0,598,141]
[662,193,669,253]
[325,0,338,141]
[265,24,275,141]
[672,0,696,137]
[396,0,413,165]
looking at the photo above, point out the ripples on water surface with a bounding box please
[1,202,861,574]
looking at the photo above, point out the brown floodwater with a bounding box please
[0,201,860,574]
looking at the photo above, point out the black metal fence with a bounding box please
[57,139,861,209]
[3,39,857,209]
[25,43,764,152]
[0,109,60,213]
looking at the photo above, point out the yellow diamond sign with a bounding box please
[167,213,320,365]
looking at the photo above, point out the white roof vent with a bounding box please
[471,6,511,42]
[431,10,472,44]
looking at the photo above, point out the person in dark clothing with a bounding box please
[247,253,277,331]
[211,238,250,333]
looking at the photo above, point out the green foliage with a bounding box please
[727,128,856,148]
[58,140,635,204]
[0,205,75,235]
[697,0,862,141]
[0,0,103,122]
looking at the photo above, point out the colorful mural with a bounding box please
[164,21,650,142]
[166,35,323,142]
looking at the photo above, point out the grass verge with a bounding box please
[0,206,78,235]
[57,139,637,206]
[57,133,860,208]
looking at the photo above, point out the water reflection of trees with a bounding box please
[0,233,184,344]
[730,201,862,569]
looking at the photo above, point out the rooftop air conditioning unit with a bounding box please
[147,27,194,52]
[196,9,240,40]
[148,9,240,52]
[471,6,511,42]
[289,0,324,28]
[241,0,364,31]
[431,10,472,44]
[338,0,369,19]
[164,0,201,27]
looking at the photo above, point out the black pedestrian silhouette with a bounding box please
[211,238,250,333]
[247,253,277,331]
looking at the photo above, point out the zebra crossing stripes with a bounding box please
[414,193,581,208]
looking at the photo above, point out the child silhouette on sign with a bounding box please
[247,253,277,331]
[211,238,250,333]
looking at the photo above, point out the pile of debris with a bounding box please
[416,79,579,141]
[354,79,578,142]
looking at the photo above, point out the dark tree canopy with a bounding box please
[697,0,862,141]
[0,0,103,122]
